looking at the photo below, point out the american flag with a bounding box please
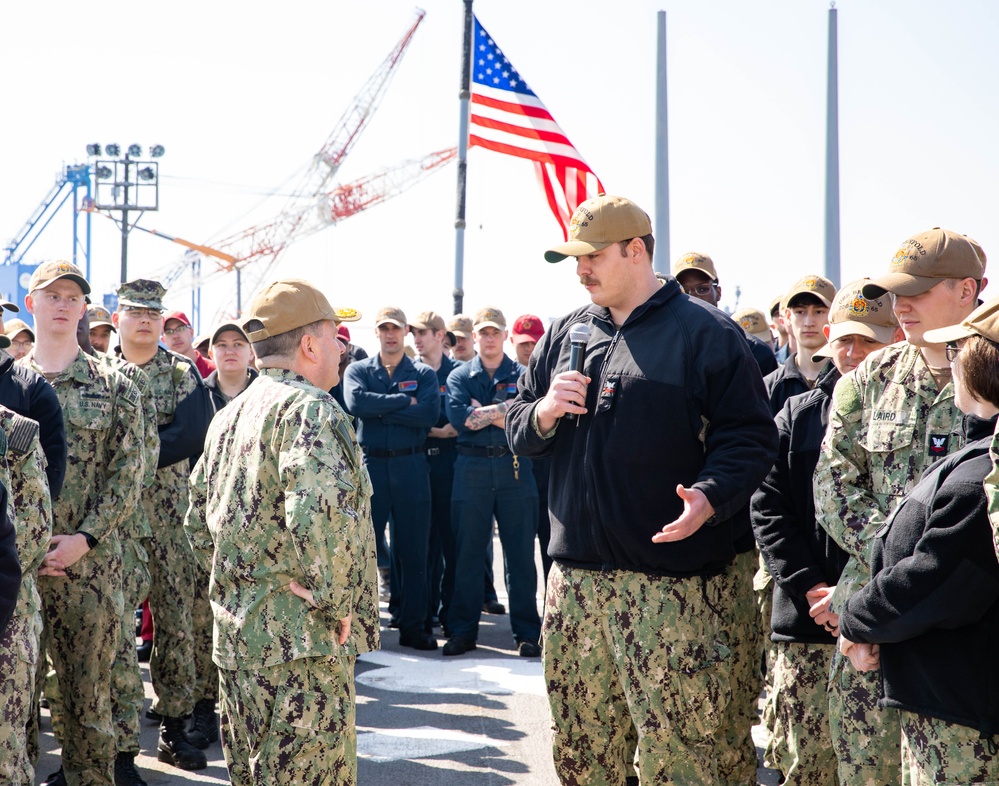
[469,17,604,239]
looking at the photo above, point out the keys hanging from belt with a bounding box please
[512,454,520,481]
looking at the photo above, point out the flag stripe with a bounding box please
[469,16,603,239]
[468,135,600,173]
[470,92,554,121]
[469,114,571,147]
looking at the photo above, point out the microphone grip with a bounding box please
[565,341,585,422]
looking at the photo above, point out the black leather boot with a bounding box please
[157,715,208,770]
[185,698,220,749]
[114,752,149,786]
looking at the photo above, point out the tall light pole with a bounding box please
[88,143,165,283]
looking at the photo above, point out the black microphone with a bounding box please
[565,322,591,422]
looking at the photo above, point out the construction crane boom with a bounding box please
[292,8,426,201]
[208,147,456,274]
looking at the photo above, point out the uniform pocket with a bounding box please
[667,639,732,744]
[864,422,915,498]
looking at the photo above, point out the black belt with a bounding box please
[425,443,456,457]
[457,445,510,458]
[364,446,420,459]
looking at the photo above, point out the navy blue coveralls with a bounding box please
[445,353,541,646]
[344,353,439,637]
[423,353,458,629]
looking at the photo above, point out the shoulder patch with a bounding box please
[831,375,863,415]
[4,412,39,456]
[119,377,142,409]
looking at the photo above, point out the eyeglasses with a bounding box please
[124,307,162,320]
[945,342,962,363]
[10,340,32,349]
[163,325,191,336]
[682,283,718,297]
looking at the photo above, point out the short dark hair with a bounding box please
[618,234,655,263]
[244,319,327,361]
[959,334,999,408]
[787,293,826,309]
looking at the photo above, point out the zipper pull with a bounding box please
[512,454,520,481]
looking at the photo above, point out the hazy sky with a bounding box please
[3,1,998,353]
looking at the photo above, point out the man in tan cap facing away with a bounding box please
[185,279,378,786]
[510,194,777,784]
[814,228,983,785]
[752,280,899,786]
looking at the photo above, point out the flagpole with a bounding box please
[654,10,670,275]
[453,0,474,315]
[824,2,841,287]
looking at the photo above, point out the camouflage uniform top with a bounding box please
[813,341,962,610]
[20,349,144,554]
[185,368,379,671]
[0,408,51,616]
[116,345,210,487]
[985,425,999,562]
[99,353,159,540]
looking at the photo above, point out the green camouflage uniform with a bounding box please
[127,345,202,719]
[544,563,732,786]
[22,349,144,786]
[716,547,763,786]
[813,342,961,786]
[100,355,158,754]
[765,640,838,786]
[185,368,378,786]
[899,709,999,785]
[0,410,51,786]
[984,425,999,563]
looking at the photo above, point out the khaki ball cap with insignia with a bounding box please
[863,228,984,299]
[29,260,91,296]
[545,194,653,263]
[242,279,360,342]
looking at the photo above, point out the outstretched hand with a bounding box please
[652,485,715,543]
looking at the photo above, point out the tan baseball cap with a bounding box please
[447,314,473,338]
[823,279,899,345]
[375,306,407,328]
[409,311,446,332]
[923,295,999,345]
[4,319,34,341]
[732,308,772,343]
[86,304,116,330]
[410,310,455,345]
[768,295,782,318]
[545,194,653,263]
[242,279,360,342]
[672,252,718,282]
[785,274,837,309]
[28,260,91,295]
[966,235,987,271]
[863,228,984,299]
[473,306,506,332]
